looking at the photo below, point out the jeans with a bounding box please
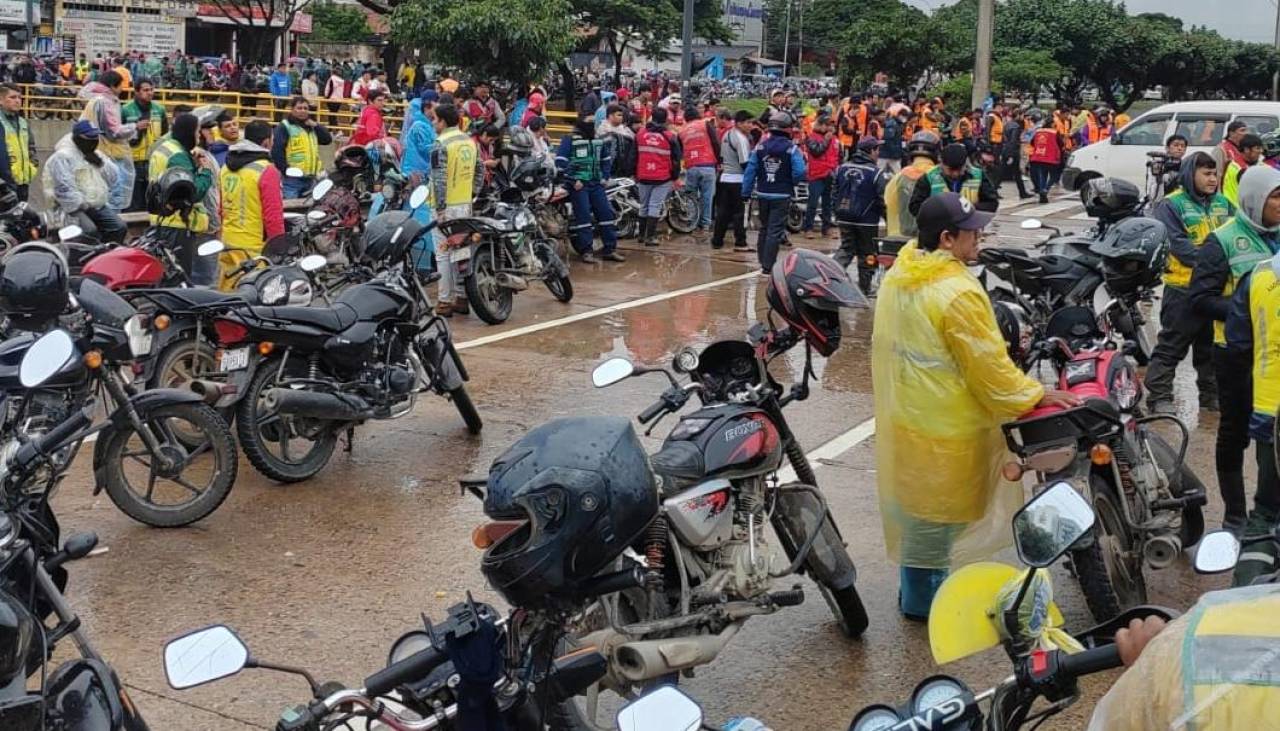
[755,196,789,273]
[1142,287,1216,405]
[684,166,716,229]
[434,203,471,301]
[803,175,833,233]
[637,180,673,218]
[836,222,877,292]
[128,161,149,212]
[282,174,312,200]
[1214,346,1253,528]
[108,155,134,213]
[568,182,618,254]
[153,226,219,286]
[1028,162,1056,195]
[712,180,746,248]
[78,207,127,244]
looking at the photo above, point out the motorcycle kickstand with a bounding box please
[343,426,355,454]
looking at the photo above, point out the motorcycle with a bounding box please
[851,482,1178,731]
[606,177,701,240]
[0,330,150,730]
[563,324,867,728]
[997,306,1205,621]
[870,235,910,294]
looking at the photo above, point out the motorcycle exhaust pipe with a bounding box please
[613,624,741,683]
[1143,534,1182,569]
[188,380,226,405]
[263,388,370,421]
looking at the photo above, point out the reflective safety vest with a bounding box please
[1249,258,1280,420]
[1224,161,1250,209]
[1162,190,1233,288]
[437,128,478,207]
[566,136,605,182]
[926,164,983,206]
[74,61,89,83]
[122,100,165,163]
[636,128,674,182]
[1177,585,1280,726]
[148,138,209,233]
[281,120,322,176]
[1086,119,1112,144]
[678,119,716,168]
[0,114,35,185]
[952,117,972,142]
[986,115,1004,144]
[220,159,271,255]
[1053,113,1074,151]
[1213,216,1278,344]
[885,159,933,237]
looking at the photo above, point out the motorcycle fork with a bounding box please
[100,369,169,465]
[23,546,102,662]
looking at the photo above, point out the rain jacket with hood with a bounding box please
[1152,152,1235,289]
[871,240,1044,570]
[220,140,285,258]
[399,102,435,230]
[78,82,137,160]
[41,134,118,214]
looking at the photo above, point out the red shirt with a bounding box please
[351,106,386,146]
[804,133,840,181]
[1029,128,1063,165]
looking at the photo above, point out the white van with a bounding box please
[1062,101,1280,190]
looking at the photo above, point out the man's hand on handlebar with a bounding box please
[1116,616,1167,667]
[1037,389,1082,410]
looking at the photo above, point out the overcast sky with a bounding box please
[903,0,1279,44]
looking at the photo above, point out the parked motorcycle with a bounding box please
[996,305,1205,621]
[607,177,701,240]
[851,482,1177,731]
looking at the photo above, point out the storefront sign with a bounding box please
[0,0,44,26]
[59,8,183,59]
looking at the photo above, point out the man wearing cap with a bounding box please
[801,114,840,240]
[832,137,889,292]
[872,192,1079,619]
[42,121,125,243]
[909,142,999,218]
[122,78,168,212]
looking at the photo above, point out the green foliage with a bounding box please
[572,0,731,80]
[309,0,373,43]
[390,0,575,84]
[992,48,1062,97]
[929,73,1003,110]
[833,0,932,90]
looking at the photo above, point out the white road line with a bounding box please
[777,417,876,483]
[1013,200,1080,217]
[455,270,760,350]
[1068,211,1093,221]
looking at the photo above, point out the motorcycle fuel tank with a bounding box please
[664,478,735,549]
[80,247,166,290]
[657,404,783,482]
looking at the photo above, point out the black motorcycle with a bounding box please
[0,330,149,730]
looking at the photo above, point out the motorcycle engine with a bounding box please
[713,481,776,599]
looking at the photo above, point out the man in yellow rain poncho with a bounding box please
[872,193,1079,620]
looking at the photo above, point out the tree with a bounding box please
[572,0,731,85]
[206,0,313,64]
[390,0,575,86]
[992,48,1063,100]
[833,0,931,92]
[308,0,372,43]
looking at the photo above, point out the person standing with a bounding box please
[982,104,1005,186]
[880,107,906,174]
[741,113,806,275]
[556,116,623,264]
[400,96,435,271]
[597,103,635,177]
[635,107,682,247]
[209,110,240,168]
[832,137,889,292]
[220,120,285,278]
[0,85,37,202]
[147,112,217,285]
[1220,120,1251,171]
[78,70,142,216]
[884,132,941,239]
[909,143,1000,216]
[350,90,388,146]
[1189,165,1280,531]
[801,114,839,240]
[677,109,720,240]
[873,192,1078,619]
[42,121,124,242]
[271,97,335,199]
[301,71,319,101]
[711,110,753,253]
[323,68,346,127]
[269,63,291,121]
[1027,116,1064,204]
[1002,108,1032,200]
[462,81,505,130]
[431,105,483,317]
[122,78,168,212]
[1224,134,1264,209]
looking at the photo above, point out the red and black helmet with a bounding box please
[766,249,866,357]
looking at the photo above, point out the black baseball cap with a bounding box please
[917,193,994,249]
[941,143,969,168]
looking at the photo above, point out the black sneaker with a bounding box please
[579,252,599,264]
[602,251,626,262]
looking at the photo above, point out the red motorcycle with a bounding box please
[997,304,1205,622]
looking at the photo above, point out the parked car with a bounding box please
[1063,101,1280,190]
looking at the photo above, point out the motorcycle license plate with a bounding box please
[451,247,472,263]
[219,347,250,372]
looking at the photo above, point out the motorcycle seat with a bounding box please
[251,303,358,331]
[649,441,706,490]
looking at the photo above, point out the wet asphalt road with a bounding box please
[46,187,1239,730]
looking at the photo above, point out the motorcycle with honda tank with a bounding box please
[517,249,867,728]
[851,482,1178,731]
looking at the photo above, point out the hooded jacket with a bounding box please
[872,241,1043,569]
[1152,152,1235,288]
[78,82,137,160]
[41,134,118,215]
[1190,164,1280,329]
[221,140,285,253]
[742,133,806,200]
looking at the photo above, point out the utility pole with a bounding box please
[797,0,803,76]
[972,0,994,110]
[681,0,695,79]
[782,0,792,74]
[23,0,31,52]
[1273,0,1280,101]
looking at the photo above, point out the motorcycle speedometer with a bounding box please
[911,675,970,716]
[849,705,900,731]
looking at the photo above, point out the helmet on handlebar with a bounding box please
[766,249,867,357]
[146,167,198,219]
[1089,216,1169,295]
[480,416,658,609]
[993,300,1033,369]
[509,157,554,193]
[0,242,69,329]
[905,131,941,162]
[1080,177,1142,223]
[358,210,423,264]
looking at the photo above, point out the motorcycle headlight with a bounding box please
[124,314,153,358]
[513,210,536,230]
[259,274,288,306]
[286,279,313,306]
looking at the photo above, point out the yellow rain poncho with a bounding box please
[871,241,1043,569]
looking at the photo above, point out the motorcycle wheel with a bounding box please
[534,241,574,303]
[450,386,483,435]
[236,362,338,483]
[100,403,237,528]
[464,247,513,325]
[149,338,221,444]
[666,191,700,234]
[1071,475,1146,621]
[786,202,804,233]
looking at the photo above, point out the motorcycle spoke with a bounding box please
[144,471,159,503]
[277,426,294,462]
[167,474,206,497]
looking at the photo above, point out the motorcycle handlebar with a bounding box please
[10,406,92,475]
[638,400,667,424]
[1057,645,1123,678]
[363,645,446,698]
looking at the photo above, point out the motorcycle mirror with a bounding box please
[1194,530,1241,574]
[20,329,75,388]
[409,184,429,210]
[306,210,327,222]
[163,625,250,690]
[285,166,305,179]
[592,357,635,388]
[1020,219,1043,231]
[615,686,703,731]
[298,254,327,273]
[1011,482,1096,568]
[57,224,83,242]
[311,178,334,201]
[197,240,226,257]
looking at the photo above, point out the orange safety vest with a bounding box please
[986,114,1004,144]
[836,100,856,146]
[1086,119,1111,144]
[953,117,972,141]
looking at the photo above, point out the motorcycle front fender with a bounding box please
[771,484,857,591]
[92,388,208,494]
[418,322,466,392]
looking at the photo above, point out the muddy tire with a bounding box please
[149,336,217,391]
[666,191,700,234]
[100,403,237,527]
[236,361,337,483]
[450,386,482,435]
[464,247,513,325]
[786,202,804,233]
[1071,476,1145,622]
[534,243,574,303]
[817,580,869,639]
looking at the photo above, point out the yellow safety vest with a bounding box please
[147,138,210,233]
[1179,585,1280,727]
[1162,190,1234,288]
[281,120,322,177]
[123,100,165,163]
[1250,258,1280,420]
[437,128,477,208]
[0,114,35,185]
[80,98,130,160]
[1214,217,1276,345]
[220,159,271,256]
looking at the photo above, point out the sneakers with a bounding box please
[602,251,626,262]
[435,301,453,317]
[453,297,470,315]
[579,252,599,264]
[733,244,755,253]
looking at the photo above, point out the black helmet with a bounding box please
[509,157,553,193]
[481,416,658,609]
[1081,177,1141,223]
[358,210,424,264]
[906,130,941,162]
[147,167,197,218]
[765,249,866,357]
[506,126,535,157]
[1090,216,1168,294]
[993,300,1033,368]
[0,242,69,328]
[767,112,795,131]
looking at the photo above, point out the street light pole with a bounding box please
[782,0,792,75]
[1273,0,1279,101]
[972,0,994,110]
[681,0,695,79]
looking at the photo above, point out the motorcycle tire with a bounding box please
[464,247,513,325]
[236,361,338,483]
[666,192,700,235]
[534,242,574,303]
[816,575,870,639]
[99,403,237,528]
[1071,475,1146,622]
[786,202,804,234]
[148,337,222,446]
[450,386,483,435]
